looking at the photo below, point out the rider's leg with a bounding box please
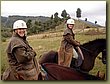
[72,48,79,67]
[73,48,78,59]
[77,47,84,60]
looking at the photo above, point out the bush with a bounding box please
[1,37,6,42]
[1,31,12,38]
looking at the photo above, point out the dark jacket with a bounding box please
[58,28,79,67]
[6,33,40,80]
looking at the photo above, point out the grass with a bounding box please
[28,36,61,58]
[1,31,106,79]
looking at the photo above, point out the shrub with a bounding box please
[1,37,6,42]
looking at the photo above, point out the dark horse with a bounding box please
[39,39,106,72]
[40,63,104,80]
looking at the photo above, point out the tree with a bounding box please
[85,18,87,21]
[51,15,53,20]
[61,9,68,19]
[26,19,32,29]
[35,21,39,25]
[31,26,37,34]
[38,21,42,26]
[95,21,99,32]
[76,8,81,19]
[54,12,59,24]
[95,21,97,24]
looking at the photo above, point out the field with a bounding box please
[1,29,106,79]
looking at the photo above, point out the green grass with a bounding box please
[1,32,106,79]
[28,36,61,58]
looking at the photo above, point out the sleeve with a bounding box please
[13,46,36,63]
[63,34,80,46]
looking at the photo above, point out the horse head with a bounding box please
[99,39,106,64]
[77,38,106,72]
[96,39,106,64]
[95,39,106,64]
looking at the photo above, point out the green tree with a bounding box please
[31,26,37,34]
[38,21,42,26]
[61,9,68,19]
[76,8,81,19]
[54,12,59,24]
[51,15,53,20]
[26,19,32,29]
[85,18,87,21]
[35,21,39,25]
[95,21,97,24]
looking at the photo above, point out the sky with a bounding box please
[1,1,106,26]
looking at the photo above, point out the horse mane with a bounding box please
[81,38,106,47]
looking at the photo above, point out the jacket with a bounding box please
[6,33,40,80]
[58,28,79,67]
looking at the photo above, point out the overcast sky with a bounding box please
[1,1,106,26]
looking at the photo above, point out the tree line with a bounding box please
[26,8,82,34]
[2,8,82,41]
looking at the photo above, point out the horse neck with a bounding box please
[80,39,105,72]
[81,40,104,58]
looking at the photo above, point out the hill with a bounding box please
[74,19,104,29]
[1,15,106,40]
[1,15,105,29]
[1,15,50,28]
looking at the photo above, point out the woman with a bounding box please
[58,19,84,67]
[3,20,40,80]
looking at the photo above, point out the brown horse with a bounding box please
[39,39,106,72]
[1,63,104,80]
[40,63,104,80]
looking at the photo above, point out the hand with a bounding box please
[27,48,37,57]
[77,42,80,46]
[76,41,80,44]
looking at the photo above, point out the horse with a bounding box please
[1,63,105,80]
[39,39,106,72]
[40,63,105,80]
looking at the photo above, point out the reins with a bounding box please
[80,46,93,54]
